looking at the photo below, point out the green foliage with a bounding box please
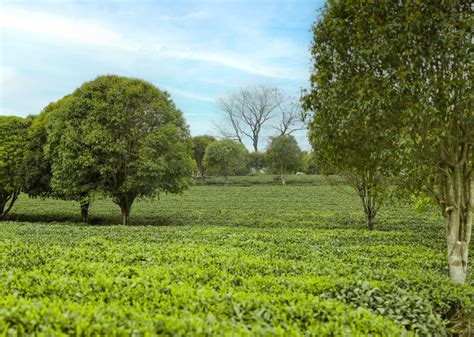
[301,1,405,229]
[0,116,29,218]
[2,181,474,335]
[200,174,344,187]
[20,99,69,199]
[191,135,216,176]
[302,152,320,175]
[203,140,249,184]
[391,1,473,194]
[248,151,266,172]
[46,75,195,225]
[265,135,303,184]
[303,0,473,280]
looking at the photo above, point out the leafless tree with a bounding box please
[274,97,306,136]
[216,86,302,152]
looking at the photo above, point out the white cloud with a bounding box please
[0,8,132,50]
[0,6,304,80]
[0,66,35,101]
[164,87,215,103]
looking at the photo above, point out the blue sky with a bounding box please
[0,0,324,150]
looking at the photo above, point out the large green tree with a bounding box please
[191,135,215,181]
[0,116,29,218]
[393,1,473,285]
[203,139,249,186]
[302,1,400,230]
[265,135,303,185]
[304,1,473,284]
[47,75,195,225]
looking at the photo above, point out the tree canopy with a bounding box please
[203,139,249,185]
[0,116,29,218]
[303,0,473,284]
[47,75,195,225]
[191,135,216,179]
[266,135,303,185]
[302,1,401,229]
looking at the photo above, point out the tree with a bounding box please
[0,116,29,218]
[302,1,401,230]
[203,139,249,186]
[191,135,215,181]
[265,135,303,185]
[216,86,288,151]
[249,151,266,173]
[21,111,53,199]
[303,152,320,175]
[274,98,305,136]
[38,96,99,222]
[304,1,473,284]
[47,75,195,225]
[392,1,473,285]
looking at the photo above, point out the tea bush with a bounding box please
[1,179,473,336]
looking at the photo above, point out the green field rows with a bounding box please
[1,179,473,336]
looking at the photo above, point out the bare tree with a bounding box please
[274,98,306,136]
[216,86,285,152]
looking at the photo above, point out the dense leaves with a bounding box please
[0,116,29,218]
[46,75,195,225]
[203,140,249,185]
[191,135,216,178]
[302,1,402,230]
[265,135,303,185]
[303,1,473,281]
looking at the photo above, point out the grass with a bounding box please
[1,176,473,336]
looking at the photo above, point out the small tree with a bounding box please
[303,152,320,175]
[203,140,249,186]
[191,135,215,181]
[48,75,195,225]
[0,116,29,218]
[249,151,266,173]
[265,135,303,185]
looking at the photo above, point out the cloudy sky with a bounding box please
[0,0,324,150]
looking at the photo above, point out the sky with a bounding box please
[0,0,325,150]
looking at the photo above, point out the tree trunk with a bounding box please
[253,137,258,152]
[0,191,19,219]
[443,166,472,285]
[122,209,130,226]
[80,202,90,223]
[366,209,375,231]
[117,195,135,226]
[224,175,228,187]
[355,177,379,231]
[280,163,286,185]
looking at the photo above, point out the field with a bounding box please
[1,176,473,336]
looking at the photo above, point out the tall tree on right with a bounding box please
[303,1,473,285]
[302,2,401,230]
[394,1,473,285]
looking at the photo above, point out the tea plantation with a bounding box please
[1,177,473,336]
